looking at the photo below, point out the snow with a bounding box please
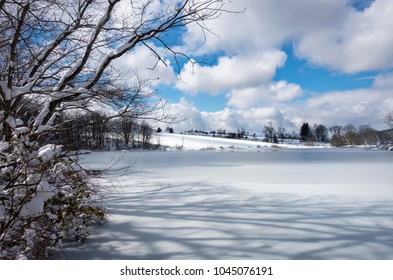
[18,182,55,218]
[36,181,56,201]
[0,141,9,152]
[0,81,11,100]
[33,102,50,127]
[10,81,35,100]
[19,195,45,217]
[13,127,29,135]
[0,206,5,220]
[37,144,62,163]
[35,125,52,134]
[54,60,83,91]
[154,133,329,150]
[57,144,393,260]
[5,116,17,128]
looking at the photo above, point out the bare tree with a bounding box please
[342,124,361,145]
[329,125,345,146]
[0,0,229,259]
[358,125,378,145]
[263,121,275,142]
[277,126,285,144]
[313,124,328,142]
[1,0,226,142]
[140,120,153,149]
[385,112,393,129]
[380,112,393,150]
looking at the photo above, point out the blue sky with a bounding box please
[119,0,393,133]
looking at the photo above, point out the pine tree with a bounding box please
[300,122,312,141]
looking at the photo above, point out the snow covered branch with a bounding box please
[0,0,228,259]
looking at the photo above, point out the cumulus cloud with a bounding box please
[295,0,393,73]
[164,82,392,134]
[183,0,393,73]
[183,0,347,53]
[195,106,294,133]
[176,51,286,95]
[201,108,246,132]
[112,44,177,86]
[159,98,208,132]
[226,81,303,109]
[270,81,303,101]
[372,72,393,89]
[150,0,393,134]
[159,101,290,134]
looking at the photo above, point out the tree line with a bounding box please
[0,0,226,260]
[264,121,392,147]
[54,112,156,151]
[297,122,379,146]
[181,120,387,147]
[262,119,392,148]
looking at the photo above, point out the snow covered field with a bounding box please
[57,137,393,260]
[154,133,330,150]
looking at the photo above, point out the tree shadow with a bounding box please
[56,178,393,260]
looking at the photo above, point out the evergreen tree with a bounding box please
[300,122,312,141]
[273,134,279,143]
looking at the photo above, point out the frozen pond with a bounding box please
[59,149,393,259]
[127,149,392,198]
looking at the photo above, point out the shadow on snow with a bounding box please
[57,178,393,260]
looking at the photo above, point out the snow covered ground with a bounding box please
[57,138,393,260]
[154,133,330,150]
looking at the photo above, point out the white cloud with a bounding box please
[151,0,393,134]
[226,81,303,109]
[198,106,294,134]
[176,51,286,95]
[372,72,393,89]
[201,108,246,132]
[295,0,393,73]
[183,0,393,73]
[270,81,303,101]
[112,44,177,86]
[183,0,347,53]
[158,98,208,132]
[279,87,391,130]
[164,83,392,134]
[226,87,264,109]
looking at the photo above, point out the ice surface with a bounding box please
[58,148,393,260]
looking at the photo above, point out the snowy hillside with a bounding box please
[153,133,330,151]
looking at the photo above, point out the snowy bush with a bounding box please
[0,136,105,259]
[0,0,226,260]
